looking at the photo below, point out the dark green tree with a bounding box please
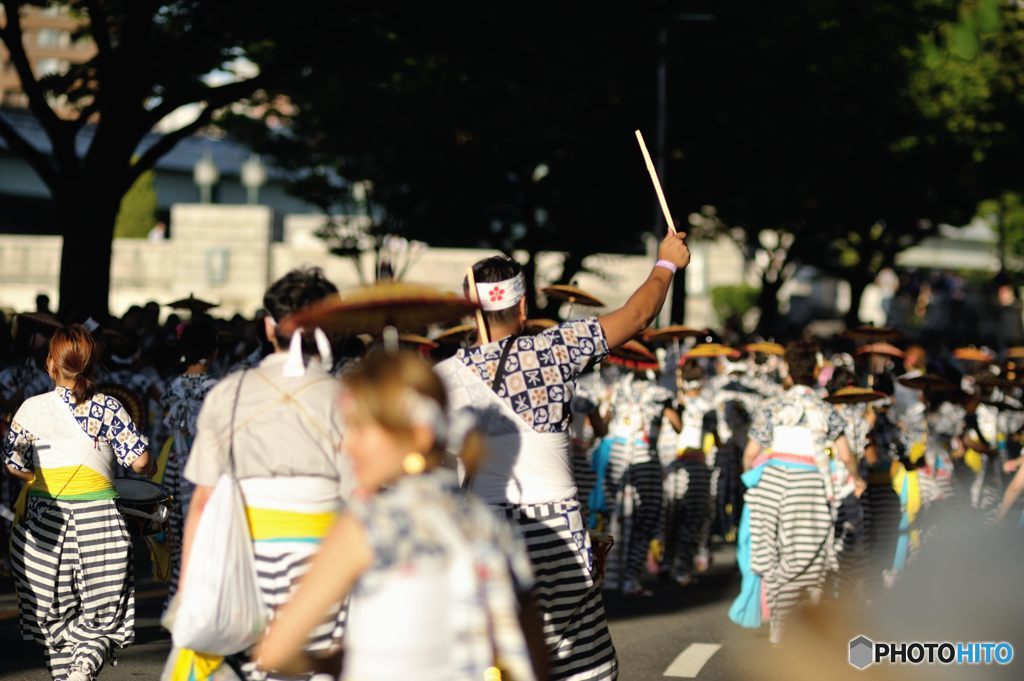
[227,0,1022,333]
[0,0,338,318]
[671,0,988,330]
[228,3,665,313]
[912,0,1024,268]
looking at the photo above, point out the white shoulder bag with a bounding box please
[172,371,269,654]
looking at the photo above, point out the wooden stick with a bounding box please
[465,266,490,345]
[635,129,677,234]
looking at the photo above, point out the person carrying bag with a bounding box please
[166,372,267,681]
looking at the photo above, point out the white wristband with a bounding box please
[655,259,677,274]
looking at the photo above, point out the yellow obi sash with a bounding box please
[29,466,117,501]
[246,506,336,543]
[891,462,922,551]
[168,648,224,681]
[909,440,926,464]
[703,433,716,457]
[964,448,984,474]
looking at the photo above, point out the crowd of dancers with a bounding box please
[1,229,1023,680]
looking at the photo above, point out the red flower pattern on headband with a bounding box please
[489,286,505,302]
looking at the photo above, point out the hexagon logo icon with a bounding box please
[849,636,875,670]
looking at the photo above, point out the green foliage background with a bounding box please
[113,168,157,239]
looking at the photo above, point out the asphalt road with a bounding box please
[0,545,764,681]
[4,536,1017,681]
[603,547,765,680]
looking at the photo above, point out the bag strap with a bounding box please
[490,336,517,395]
[227,370,247,477]
[50,390,105,500]
[460,337,517,493]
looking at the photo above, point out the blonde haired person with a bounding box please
[3,325,152,680]
[255,352,546,681]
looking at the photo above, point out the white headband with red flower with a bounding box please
[476,274,526,311]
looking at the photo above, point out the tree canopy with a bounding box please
[2,0,1022,323]
[237,1,1024,330]
[0,0,343,317]
[228,3,672,311]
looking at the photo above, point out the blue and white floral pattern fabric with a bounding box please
[4,387,148,472]
[455,318,609,433]
[347,469,537,681]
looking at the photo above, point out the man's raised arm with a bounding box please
[599,231,690,349]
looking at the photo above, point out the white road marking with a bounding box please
[663,643,722,678]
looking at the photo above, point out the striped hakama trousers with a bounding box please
[918,473,954,509]
[241,542,347,681]
[660,457,688,569]
[163,440,197,603]
[915,466,954,546]
[861,475,901,594]
[11,496,135,680]
[163,448,184,602]
[496,500,618,680]
[833,493,867,599]
[920,455,956,508]
[969,455,1002,518]
[603,437,662,591]
[714,442,744,540]
[661,451,712,579]
[747,461,834,643]
[699,455,719,563]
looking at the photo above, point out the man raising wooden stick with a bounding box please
[437,230,689,680]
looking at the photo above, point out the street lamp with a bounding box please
[241,153,267,205]
[193,150,219,204]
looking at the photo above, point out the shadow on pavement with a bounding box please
[603,544,740,622]
[0,568,171,677]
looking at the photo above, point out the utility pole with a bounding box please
[655,19,688,324]
[659,11,714,325]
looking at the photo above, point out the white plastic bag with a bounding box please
[172,474,268,654]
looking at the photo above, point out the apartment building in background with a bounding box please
[0,3,95,116]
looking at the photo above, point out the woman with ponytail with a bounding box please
[2,324,152,681]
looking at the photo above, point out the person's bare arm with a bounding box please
[835,435,867,497]
[178,484,214,595]
[598,233,690,349]
[6,466,32,482]
[254,513,372,675]
[743,439,763,470]
[130,451,154,476]
[995,463,1024,523]
[864,436,880,467]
